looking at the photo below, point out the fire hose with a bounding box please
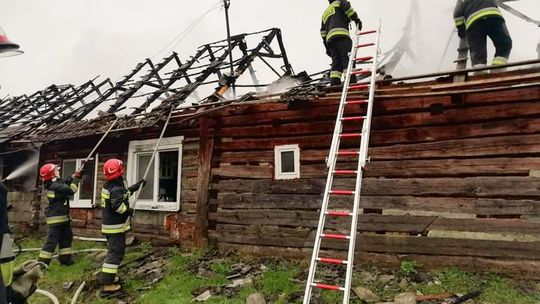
[76,118,119,174]
[34,289,60,304]
[128,107,175,219]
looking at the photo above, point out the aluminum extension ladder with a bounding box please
[303,23,381,304]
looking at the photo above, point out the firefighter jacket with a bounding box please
[454,0,503,31]
[0,182,14,287]
[44,177,79,226]
[100,177,132,235]
[320,0,359,45]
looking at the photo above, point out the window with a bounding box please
[274,144,300,180]
[61,157,97,208]
[127,136,183,212]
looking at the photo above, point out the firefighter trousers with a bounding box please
[467,17,512,67]
[38,223,73,265]
[99,233,126,285]
[327,36,354,85]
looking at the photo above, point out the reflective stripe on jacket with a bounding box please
[454,0,503,30]
[101,177,131,234]
[44,177,79,226]
[320,0,358,44]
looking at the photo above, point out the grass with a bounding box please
[15,238,540,304]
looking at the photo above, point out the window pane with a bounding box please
[137,154,154,200]
[62,160,77,199]
[79,160,95,200]
[280,151,295,173]
[158,151,178,202]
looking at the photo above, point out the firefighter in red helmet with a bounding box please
[98,159,145,297]
[38,163,83,266]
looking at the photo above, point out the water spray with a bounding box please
[3,154,39,182]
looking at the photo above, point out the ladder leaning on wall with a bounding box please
[303,22,381,304]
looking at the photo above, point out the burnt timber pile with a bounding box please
[208,66,540,278]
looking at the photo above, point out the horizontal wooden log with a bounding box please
[210,210,435,233]
[213,157,540,179]
[215,243,540,279]
[213,193,540,216]
[212,176,540,198]
[211,224,540,259]
[371,133,540,160]
[216,102,540,142]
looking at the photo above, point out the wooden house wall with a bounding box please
[32,125,200,246]
[208,80,540,277]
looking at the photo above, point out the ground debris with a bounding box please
[353,286,381,303]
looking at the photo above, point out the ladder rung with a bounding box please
[351,69,372,76]
[357,42,375,48]
[345,99,369,105]
[318,257,348,264]
[312,283,345,291]
[358,30,377,35]
[354,56,373,62]
[349,84,369,90]
[341,116,366,121]
[340,133,362,138]
[322,233,350,240]
[329,190,354,195]
[326,210,352,217]
[337,150,360,156]
[334,170,357,175]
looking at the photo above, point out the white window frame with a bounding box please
[127,136,183,212]
[274,144,300,180]
[63,156,98,209]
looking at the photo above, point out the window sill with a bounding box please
[134,202,180,212]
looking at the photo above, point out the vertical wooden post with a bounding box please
[194,117,214,248]
[453,38,469,83]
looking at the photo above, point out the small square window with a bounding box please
[274,145,300,180]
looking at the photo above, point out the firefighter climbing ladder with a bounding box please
[303,23,381,304]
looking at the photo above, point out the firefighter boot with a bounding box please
[59,255,75,266]
[100,284,124,298]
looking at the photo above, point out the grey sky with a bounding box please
[0,0,538,97]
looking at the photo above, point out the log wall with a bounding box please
[208,76,540,277]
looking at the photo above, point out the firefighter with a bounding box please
[99,159,145,297]
[38,163,83,267]
[0,180,14,303]
[321,0,362,86]
[454,0,512,70]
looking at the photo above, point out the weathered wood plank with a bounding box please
[212,176,540,198]
[213,193,540,216]
[210,210,435,233]
[194,117,214,247]
[371,133,540,160]
[210,224,540,259]
[215,243,540,279]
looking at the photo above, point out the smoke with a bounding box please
[4,151,39,182]
[265,77,302,96]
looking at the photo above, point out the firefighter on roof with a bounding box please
[38,163,83,267]
[99,159,145,297]
[321,0,362,86]
[454,0,512,70]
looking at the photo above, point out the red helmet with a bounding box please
[103,159,124,181]
[39,163,59,181]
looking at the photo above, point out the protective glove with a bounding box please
[353,18,362,31]
[457,26,466,39]
[73,162,86,179]
[125,208,135,217]
[128,179,146,193]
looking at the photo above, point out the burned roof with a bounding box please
[0,28,294,145]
